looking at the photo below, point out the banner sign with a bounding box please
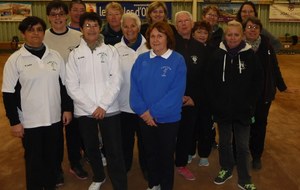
[269,4,300,22]
[96,2,172,20]
[0,2,31,22]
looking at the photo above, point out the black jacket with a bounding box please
[175,34,208,107]
[256,35,287,102]
[101,23,123,46]
[206,42,263,125]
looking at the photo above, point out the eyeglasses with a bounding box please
[246,25,259,30]
[83,23,99,29]
[49,12,66,17]
[207,13,218,18]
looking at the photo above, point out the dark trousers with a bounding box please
[140,120,179,190]
[250,101,272,160]
[175,106,198,166]
[22,122,61,190]
[218,121,252,185]
[190,107,214,157]
[56,117,83,173]
[120,112,146,172]
[78,115,127,190]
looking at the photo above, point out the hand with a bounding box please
[92,107,106,120]
[183,96,195,106]
[11,123,24,138]
[140,110,157,127]
[62,111,72,126]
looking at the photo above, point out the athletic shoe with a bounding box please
[198,158,209,166]
[238,183,257,190]
[69,165,88,180]
[214,169,232,185]
[55,171,64,187]
[88,178,106,190]
[146,185,161,190]
[177,166,196,181]
[187,154,196,164]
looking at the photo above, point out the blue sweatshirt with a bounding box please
[130,50,187,123]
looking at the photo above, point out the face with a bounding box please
[244,21,261,42]
[224,26,243,49]
[150,27,168,55]
[22,24,45,47]
[48,8,67,31]
[69,3,86,24]
[176,13,193,38]
[122,17,139,44]
[81,20,100,44]
[203,9,218,26]
[241,4,255,22]
[193,28,209,44]
[106,8,122,29]
[150,6,165,23]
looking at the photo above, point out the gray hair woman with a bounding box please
[115,12,149,179]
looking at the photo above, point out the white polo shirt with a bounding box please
[2,45,65,129]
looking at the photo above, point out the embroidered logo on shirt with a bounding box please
[191,55,198,64]
[47,61,58,71]
[97,52,107,63]
[161,66,171,77]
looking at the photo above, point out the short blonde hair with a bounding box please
[105,2,124,15]
[224,20,243,34]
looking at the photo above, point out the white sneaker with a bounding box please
[146,185,161,190]
[88,178,106,190]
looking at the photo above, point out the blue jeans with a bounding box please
[218,121,252,184]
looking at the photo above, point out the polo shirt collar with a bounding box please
[150,49,172,59]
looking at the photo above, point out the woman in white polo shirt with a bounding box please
[2,16,72,189]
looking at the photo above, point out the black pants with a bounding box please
[140,120,179,190]
[23,122,60,190]
[78,115,127,190]
[190,107,214,158]
[250,101,272,160]
[175,106,198,166]
[56,117,83,173]
[120,112,147,172]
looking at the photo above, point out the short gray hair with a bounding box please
[175,11,193,23]
[121,12,141,30]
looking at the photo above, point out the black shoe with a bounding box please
[214,169,232,185]
[56,171,64,187]
[70,165,88,180]
[252,159,262,170]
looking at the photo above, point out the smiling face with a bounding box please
[224,25,243,49]
[81,20,100,44]
[241,4,255,22]
[150,27,168,56]
[244,21,261,42]
[203,9,218,26]
[22,23,45,47]
[122,17,139,44]
[69,3,86,24]
[48,8,68,32]
[150,6,166,23]
[193,28,209,44]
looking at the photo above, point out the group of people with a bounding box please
[2,1,294,190]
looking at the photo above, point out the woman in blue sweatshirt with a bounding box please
[130,21,186,190]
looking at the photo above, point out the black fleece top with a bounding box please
[206,42,263,125]
[255,34,287,103]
